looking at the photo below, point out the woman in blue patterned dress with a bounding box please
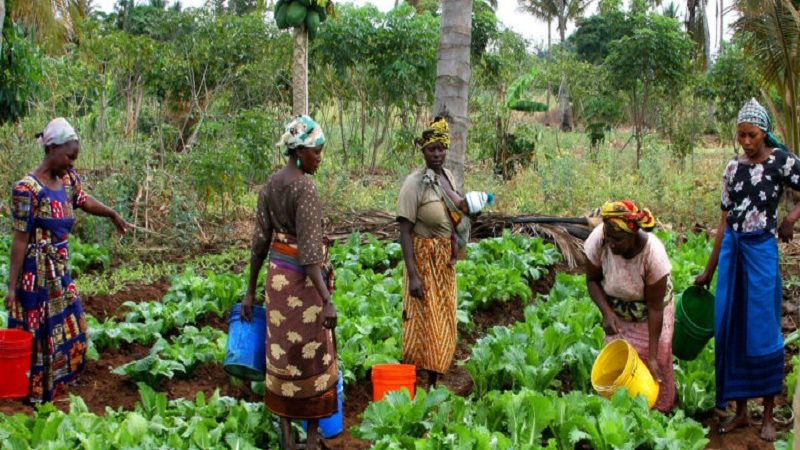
[695,99,800,441]
[4,118,127,403]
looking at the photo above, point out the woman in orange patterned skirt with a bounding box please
[396,117,461,389]
[242,115,337,450]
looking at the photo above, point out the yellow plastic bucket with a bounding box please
[591,339,659,408]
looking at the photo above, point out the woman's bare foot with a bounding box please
[718,413,749,434]
[760,395,777,441]
[759,420,777,442]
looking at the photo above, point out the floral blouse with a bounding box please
[721,149,800,234]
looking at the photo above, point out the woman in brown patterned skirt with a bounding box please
[242,115,337,450]
[396,117,461,389]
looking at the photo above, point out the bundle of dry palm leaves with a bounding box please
[326,210,597,269]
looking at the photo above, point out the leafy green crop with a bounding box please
[0,385,281,449]
[330,232,402,272]
[357,387,709,449]
[466,274,603,397]
[457,231,561,312]
[674,343,717,415]
[112,326,226,387]
[89,268,245,351]
[69,239,111,278]
[654,230,714,293]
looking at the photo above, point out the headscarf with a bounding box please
[37,118,79,148]
[600,200,656,233]
[737,98,786,150]
[276,114,325,155]
[417,116,450,149]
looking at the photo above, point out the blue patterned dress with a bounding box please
[8,169,89,402]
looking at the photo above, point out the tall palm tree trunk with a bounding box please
[0,0,5,52]
[546,18,551,113]
[292,27,309,116]
[718,0,724,48]
[556,18,572,131]
[435,0,472,191]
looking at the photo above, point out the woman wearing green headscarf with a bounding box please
[243,115,337,450]
[696,98,800,441]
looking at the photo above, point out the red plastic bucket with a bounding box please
[371,364,416,401]
[0,329,34,399]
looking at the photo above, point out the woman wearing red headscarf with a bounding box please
[584,200,676,411]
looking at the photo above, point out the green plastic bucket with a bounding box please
[672,286,715,360]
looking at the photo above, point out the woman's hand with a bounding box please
[322,300,337,329]
[779,217,795,243]
[602,312,623,335]
[4,290,15,310]
[647,357,663,383]
[694,270,713,288]
[408,275,425,300]
[241,292,255,322]
[111,213,128,236]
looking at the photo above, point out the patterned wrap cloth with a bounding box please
[37,118,79,148]
[402,235,457,374]
[276,115,325,155]
[264,232,338,419]
[600,200,656,233]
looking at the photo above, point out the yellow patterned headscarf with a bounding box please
[417,117,450,149]
[601,200,656,233]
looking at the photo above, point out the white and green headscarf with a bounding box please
[37,117,79,148]
[276,115,325,155]
[737,98,786,150]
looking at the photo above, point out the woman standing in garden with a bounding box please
[396,117,463,389]
[695,98,800,441]
[584,200,676,412]
[4,118,127,403]
[242,115,337,450]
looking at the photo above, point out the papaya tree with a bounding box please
[274,0,332,115]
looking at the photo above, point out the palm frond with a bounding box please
[734,0,800,151]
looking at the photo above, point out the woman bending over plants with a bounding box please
[584,200,676,412]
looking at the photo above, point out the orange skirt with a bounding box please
[401,235,457,374]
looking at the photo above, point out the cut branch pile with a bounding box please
[327,211,596,269]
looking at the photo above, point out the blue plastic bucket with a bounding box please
[224,303,266,381]
[302,370,344,439]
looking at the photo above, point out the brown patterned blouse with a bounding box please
[252,175,324,266]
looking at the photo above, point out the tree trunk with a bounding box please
[292,27,309,116]
[557,75,572,132]
[557,17,572,131]
[370,103,392,172]
[546,18,551,114]
[337,95,348,166]
[0,0,5,53]
[687,0,711,70]
[718,0,724,49]
[434,0,472,192]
